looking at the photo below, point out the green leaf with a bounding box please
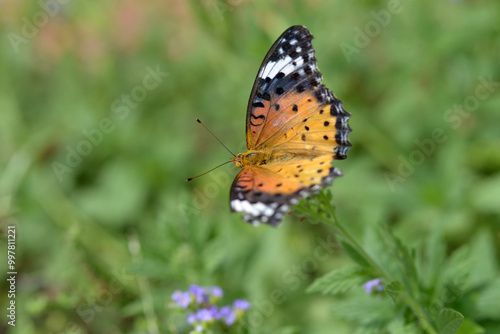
[364,225,419,293]
[340,239,371,268]
[467,229,498,288]
[385,281,404,304]
[455,319,484,334]
[294,193,331,224]
[307,266,367,295]
[476,277,500,320]
[392,233,419,294]
[470,172,500,214]
[386,317,421,334]
[437,308,464,334]
[441,245,473,294]
[419,222,446,289]
[331,293,396,326]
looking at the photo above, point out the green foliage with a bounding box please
[300,190,500,334]
[307,267,368,296]
[437,309,464,334]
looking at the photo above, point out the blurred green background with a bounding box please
[1,0,500,333]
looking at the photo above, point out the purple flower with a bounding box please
[233,299,250,311]
[206,305,220,319]
[224,311,237,326]
[190,284,208,304]
[363,278,384,294]
[171,290,191,308]
[196,308,214,322]
[218,306,236,325]
[171,290,183,301]
[172,285,249,329]
[218,306,232,317]
[189,325,203,334]
[187,312,197,324]
[209,286,223,298]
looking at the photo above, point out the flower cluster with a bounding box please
[170,284,250,333]
[363,278,384,294]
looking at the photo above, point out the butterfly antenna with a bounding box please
[195,118,236,157]
[186,161,232,182]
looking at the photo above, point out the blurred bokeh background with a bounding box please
[1,0,500,333]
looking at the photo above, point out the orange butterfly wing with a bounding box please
[230,154,343,225]
[231,25,351,225]
[245,26,351,158]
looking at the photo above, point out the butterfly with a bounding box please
[230,25,352,226]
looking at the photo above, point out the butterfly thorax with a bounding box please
[232,151,272,168]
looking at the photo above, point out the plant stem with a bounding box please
[312,192,439,334]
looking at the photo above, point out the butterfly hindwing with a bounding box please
[230,154,343,226]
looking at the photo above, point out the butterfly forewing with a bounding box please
[246,25,319,148]
[245,25,351,159]
[268,90,352,159]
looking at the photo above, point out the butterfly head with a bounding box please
[231,154,243,168]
